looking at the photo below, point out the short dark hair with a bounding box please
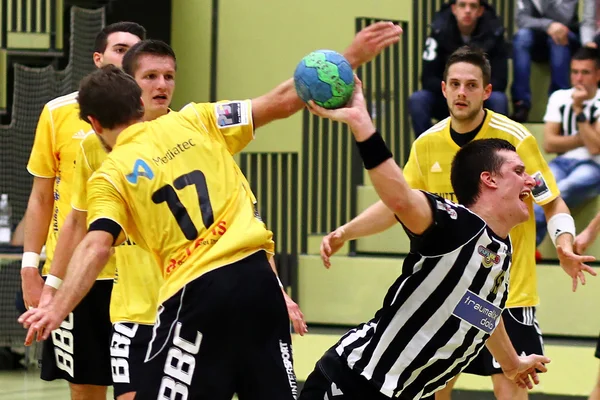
[572,47,600,69]
[122,39,177,76]
[94,21,146,53]
[443,46,492,86]
[451,138,516,207]
[78,65,144,129]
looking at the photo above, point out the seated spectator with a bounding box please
[409,0,508,137]
[534,47,600,246]
[511,0,581,123]
[580,0,600,48]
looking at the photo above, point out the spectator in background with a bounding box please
[581,0,600,48]
[511,0,581,123]
[534,47,600,246]
[409,0,508,137]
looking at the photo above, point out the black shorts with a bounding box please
[136,251,297,400]
[300,347,405,400]
[41,279,113,385]
[593,331,600,359]
[463,307,544,376]
[111,322,153,398]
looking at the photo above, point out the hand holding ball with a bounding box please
[294,50,355,109]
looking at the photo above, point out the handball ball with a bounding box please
[294,49,354,109]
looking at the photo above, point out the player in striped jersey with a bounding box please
[302,77,555,400]
[21,22,145,400]
[321,46,596,400]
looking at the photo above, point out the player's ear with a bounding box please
[480,171,497,189]
[483,83,492,101]
[88,116,103,134]
[441,81,447,98]
[93,52,103,68]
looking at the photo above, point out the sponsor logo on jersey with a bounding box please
[215,101,248,128]
[477,245,500,268]
[452,290,501,334]
[430,161,442,173]
[531,171,551,202]
[126,159,155,184]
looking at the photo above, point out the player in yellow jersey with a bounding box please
[38,40,175,400]
[319,46,596,400]
[21,22,145,400]
[20,24,405,399]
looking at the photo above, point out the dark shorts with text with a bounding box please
[136,251,297,400]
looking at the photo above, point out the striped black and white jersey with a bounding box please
[543,87,600,163]
[335,192,512,399]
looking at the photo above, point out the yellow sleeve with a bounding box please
[27,105,57,177]
[180,101,254,154]
[71,146,94,211]
[403,143,427,190]
[517,135,560,205]
[87,169,129,246]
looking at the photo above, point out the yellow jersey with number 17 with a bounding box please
[87,100,275,305]
[72,133,162,325]
[26,91,114,279]
[403,110,559,308]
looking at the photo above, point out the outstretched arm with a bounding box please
[19,230,113,345]
[308,76,432,235]
[320,200,396,268]
[251,22,403,129]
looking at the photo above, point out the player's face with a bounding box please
[442,62,491,122]
[494,151,535,223]
[134,54,176,121]
[451,0,483,31]
[94,32,141,68]
[570,59,600,96]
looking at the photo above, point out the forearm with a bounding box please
[23,196,53,254]
[48,210,87,279]
[51,235,111,320]
[585,212,600,238]
[543,197,574,250]
[340,200,397,241]
[486,318,520,373]
[544,134,583,153]
[577,122,600,154]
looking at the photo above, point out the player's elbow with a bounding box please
[542,141,557,154]
[86,237,112,266]
[588,144,600,155]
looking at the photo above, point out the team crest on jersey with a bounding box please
[478,245,500,268]
[215,101,248,128]
[436,200,457,220]
[531,171,551,202]
[126,159,154,184]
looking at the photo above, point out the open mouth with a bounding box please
[153,94,168,101]
[519,191,530,201]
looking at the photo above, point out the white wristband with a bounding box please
[277,276,284,288]
[21,252,40,269]
[547,213,576,247]
[45,274,63,290]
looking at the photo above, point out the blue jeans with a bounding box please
[534,157,600,245]
[408,90,509,137]
[511,28,579,107]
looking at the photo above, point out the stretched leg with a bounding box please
[434,374,459,400]
[484,92,509,115]
[408,90,437,137]
[511,28,536,121]
[491,373,529,400]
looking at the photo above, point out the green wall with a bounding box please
[172,0,412,150]
[170,0,212,108]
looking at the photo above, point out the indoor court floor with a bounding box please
[0,333,596,399]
